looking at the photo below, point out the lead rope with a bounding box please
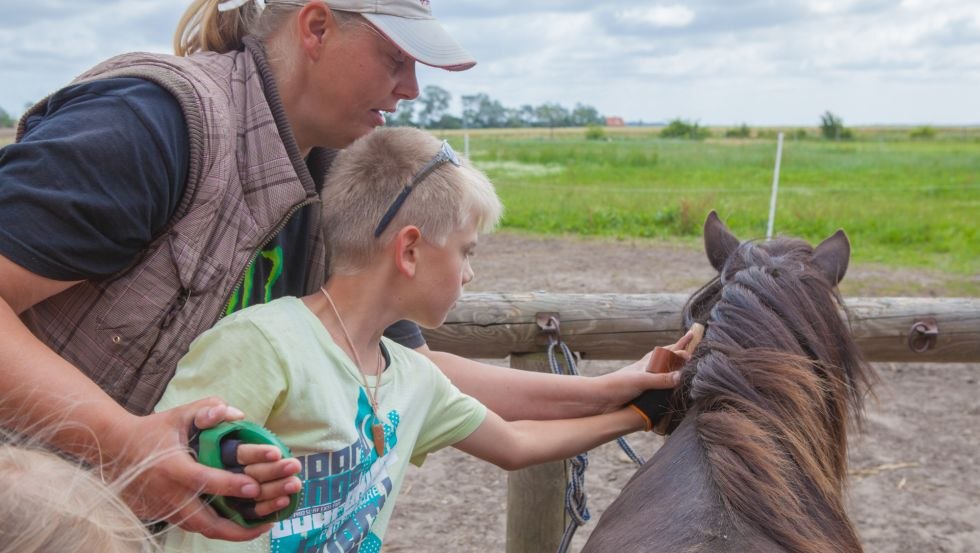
[541,316,645,553]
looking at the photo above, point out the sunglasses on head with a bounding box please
[373,140,461,237]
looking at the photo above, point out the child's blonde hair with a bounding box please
[322,127,503,275]
[0,440,157,553]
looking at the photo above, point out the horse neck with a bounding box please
[585,410,785,553]
[685,349,864,553]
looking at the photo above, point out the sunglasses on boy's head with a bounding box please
[373,141,462,237]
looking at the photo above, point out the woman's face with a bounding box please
[306,19,420,149]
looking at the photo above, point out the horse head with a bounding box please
[585,211,875,553]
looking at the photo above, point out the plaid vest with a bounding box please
[18,38,329,415]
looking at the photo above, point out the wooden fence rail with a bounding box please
[424,293,980,363]
[421,293,980,553]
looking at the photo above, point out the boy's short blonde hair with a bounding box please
[322,127,503,275]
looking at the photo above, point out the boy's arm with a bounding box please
[418,335,689,421]
[452,407,647,471]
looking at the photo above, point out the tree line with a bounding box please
[0,107,16,128]
[385,86,606,130]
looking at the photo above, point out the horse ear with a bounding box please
[703,211,741,272]
[812,229,850,285]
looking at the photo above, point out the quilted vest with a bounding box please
[17,37,329,415]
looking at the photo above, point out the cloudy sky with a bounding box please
[2,0,979,125]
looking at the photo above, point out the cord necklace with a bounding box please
[320,286,386,456]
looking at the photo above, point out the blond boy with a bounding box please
[157,128,672,552]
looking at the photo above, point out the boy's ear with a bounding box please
[393,226,423,278]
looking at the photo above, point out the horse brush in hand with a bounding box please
[628,323,704,433]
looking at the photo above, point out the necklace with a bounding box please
[320,286,386,456]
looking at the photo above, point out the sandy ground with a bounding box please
[383,232,980,553]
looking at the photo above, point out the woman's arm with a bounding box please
[0,255,295,540]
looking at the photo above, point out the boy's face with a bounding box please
[412,218,479,329]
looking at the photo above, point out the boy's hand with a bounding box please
[237,443,304,518]
[627,325,704,433]
[594,328,699,414]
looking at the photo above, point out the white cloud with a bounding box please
[615,5,695,28]
[2,0,979,125]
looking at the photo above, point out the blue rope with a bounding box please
[546,338,590,553]
[546,335,647,553]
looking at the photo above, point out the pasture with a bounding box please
[435,126,979,294]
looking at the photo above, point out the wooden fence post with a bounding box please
[506,352,567,553]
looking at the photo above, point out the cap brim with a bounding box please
[363,13,476,72]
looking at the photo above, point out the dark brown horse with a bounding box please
[583,211,876,553]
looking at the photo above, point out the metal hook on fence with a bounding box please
[908,317,939,353]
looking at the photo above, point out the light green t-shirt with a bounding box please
[156,297,487,553]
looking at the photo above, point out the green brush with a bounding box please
[192,420,301,527]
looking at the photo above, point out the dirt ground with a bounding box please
[383,232,980,553]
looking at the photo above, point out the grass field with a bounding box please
[434,126,979,288]
[3,125,976,291]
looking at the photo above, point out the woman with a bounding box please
[0,0,678,541]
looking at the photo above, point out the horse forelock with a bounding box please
[675,236,874,553]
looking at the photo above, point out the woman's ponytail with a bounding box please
[173,0,264,56]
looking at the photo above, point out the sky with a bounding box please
[2,0,979,126]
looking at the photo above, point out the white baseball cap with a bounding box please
[327,0,476,71]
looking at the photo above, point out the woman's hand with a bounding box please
[111,399,301,540]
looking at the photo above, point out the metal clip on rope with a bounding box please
[536,313,591,553]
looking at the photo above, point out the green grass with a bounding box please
[4,126,976,291]
[434,127,979,284]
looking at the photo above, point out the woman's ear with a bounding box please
[393,226,423,278]
[296,1,336,59]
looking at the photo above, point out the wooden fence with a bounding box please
[422,293,980,553]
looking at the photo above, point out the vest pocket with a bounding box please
[96,224,230,410]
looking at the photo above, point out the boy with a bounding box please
[157,128,680,552]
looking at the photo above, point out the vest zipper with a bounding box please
[218,197,319,321]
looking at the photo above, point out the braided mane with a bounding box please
[677,233,875,553]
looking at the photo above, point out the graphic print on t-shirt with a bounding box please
[270,389,399,553]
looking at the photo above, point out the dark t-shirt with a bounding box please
[0,77,423,347]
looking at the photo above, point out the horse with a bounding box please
[582,211,876,553]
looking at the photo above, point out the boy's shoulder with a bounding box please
[209,296,312,340]
[220,296,304,323]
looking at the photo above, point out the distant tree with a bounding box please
[503,108,525,128]
[819,111,852,140]
[724,123,751,138]
[432,114,463,129]
[0,106,15,128]
[516,104,537,127]
[571,103,604,127]
[660,118,710,140]
[416,85,451,128]
[386,99,416,127]
[464,93,508,128]
[534,103,569,130]
[585,124,606,140]
[909,126,936,140]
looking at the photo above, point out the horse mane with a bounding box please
[677,236,876,553]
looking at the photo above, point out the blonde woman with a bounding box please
[0,0,680,542]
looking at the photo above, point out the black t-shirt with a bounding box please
[0,77,423,347]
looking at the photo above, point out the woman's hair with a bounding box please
[174,0,361,56]
[322,127,504,276]
[0,439,158,553]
